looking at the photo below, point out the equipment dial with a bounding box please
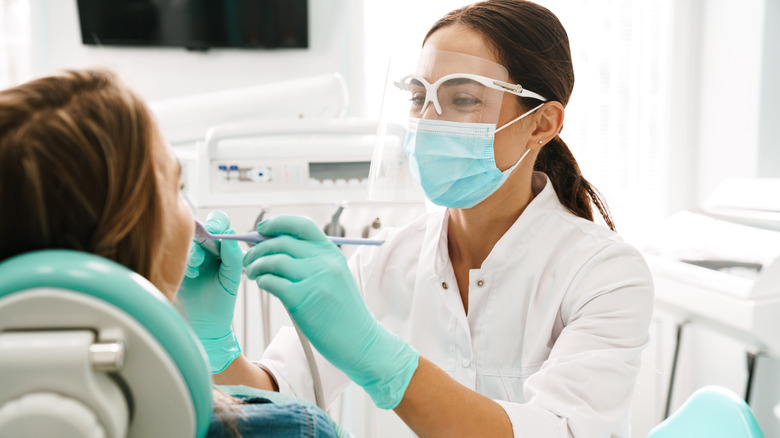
[249,165,272,183]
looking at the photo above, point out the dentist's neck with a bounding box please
[446,163,535,269]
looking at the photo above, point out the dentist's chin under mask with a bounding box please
[404,103,544,209]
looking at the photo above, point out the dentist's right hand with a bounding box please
[243,215,419,409]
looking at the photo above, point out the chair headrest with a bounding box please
[0,249,213,438]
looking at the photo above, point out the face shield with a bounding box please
[368,49,546,202]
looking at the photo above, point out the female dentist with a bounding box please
[207,1,654,437]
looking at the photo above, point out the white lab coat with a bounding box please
[260,172,654,438]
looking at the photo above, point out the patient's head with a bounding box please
[0,69,193,298]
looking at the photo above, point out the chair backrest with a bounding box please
[648,386,765,438]
[0,250,213,438]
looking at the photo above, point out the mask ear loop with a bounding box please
[495,102,545,175]
[494,103,545,133]
[505,147,532,174]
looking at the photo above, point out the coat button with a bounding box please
[476,280,484,287]
[441,282,449,290]
[461,358,471,368]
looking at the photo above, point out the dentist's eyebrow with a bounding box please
[439,78,482,87]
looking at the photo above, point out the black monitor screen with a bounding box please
[76,0,308,50]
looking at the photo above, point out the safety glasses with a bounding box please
[394,73,547,119]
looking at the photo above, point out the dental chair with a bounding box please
[648,385,765,438]
[0,250,213,437]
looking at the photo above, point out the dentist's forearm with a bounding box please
[394,356,513,438]
[212,354,278,392]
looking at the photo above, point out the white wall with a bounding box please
[665,0,704,216]
[691,0,765,205]
[757,0,780,177]
[29,0,367,114]
[666,0,777,213]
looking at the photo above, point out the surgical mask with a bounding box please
[404,104,543,209]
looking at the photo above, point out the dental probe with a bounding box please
[194,220,385,251]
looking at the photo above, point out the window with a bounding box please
[536,0,672,243]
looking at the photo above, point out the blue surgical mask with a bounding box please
[404,104,542,209]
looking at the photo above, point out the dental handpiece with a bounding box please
[193,220,385,256]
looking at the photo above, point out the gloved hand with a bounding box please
[177,210,244,374]
[242,215,419,409]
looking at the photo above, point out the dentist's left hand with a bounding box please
[177,210,245,373]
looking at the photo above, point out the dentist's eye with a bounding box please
[409,92,426,109]
[451,93,480,108]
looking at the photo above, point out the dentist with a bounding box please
[207,1,654,437]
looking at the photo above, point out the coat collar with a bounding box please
[428,172,561,276]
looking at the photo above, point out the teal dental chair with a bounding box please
[0,250,213,438]
[648,385,765,438]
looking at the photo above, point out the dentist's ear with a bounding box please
[528,101,564,150]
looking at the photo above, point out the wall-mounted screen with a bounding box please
[76,0,308,50]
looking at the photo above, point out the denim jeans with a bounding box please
[208,397,339,438]
[207,385,347,438]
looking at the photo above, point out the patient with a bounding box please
[0,69,342,438]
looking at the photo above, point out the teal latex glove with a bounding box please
[242,215,419,409]
[177,210,244,374]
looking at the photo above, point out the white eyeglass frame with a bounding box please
[394,73,548,115]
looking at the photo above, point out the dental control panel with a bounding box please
[212,160,371,191]
[191,119,407,208]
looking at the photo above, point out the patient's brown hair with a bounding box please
[0,69,244,435]
[0,69,161,276]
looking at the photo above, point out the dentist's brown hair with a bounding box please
[426,0,615,231]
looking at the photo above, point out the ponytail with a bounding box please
[534,135,615,231]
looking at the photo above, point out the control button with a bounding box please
[322,179,335,187]
[249,165,272,183]
[310,179,322,187]
[229,165,239,171]
[348,178,360,186]
[335,179,347,187]
[461,358,471,368]
[217,164,229,184]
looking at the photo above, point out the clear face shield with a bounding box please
[368,49,546,202]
